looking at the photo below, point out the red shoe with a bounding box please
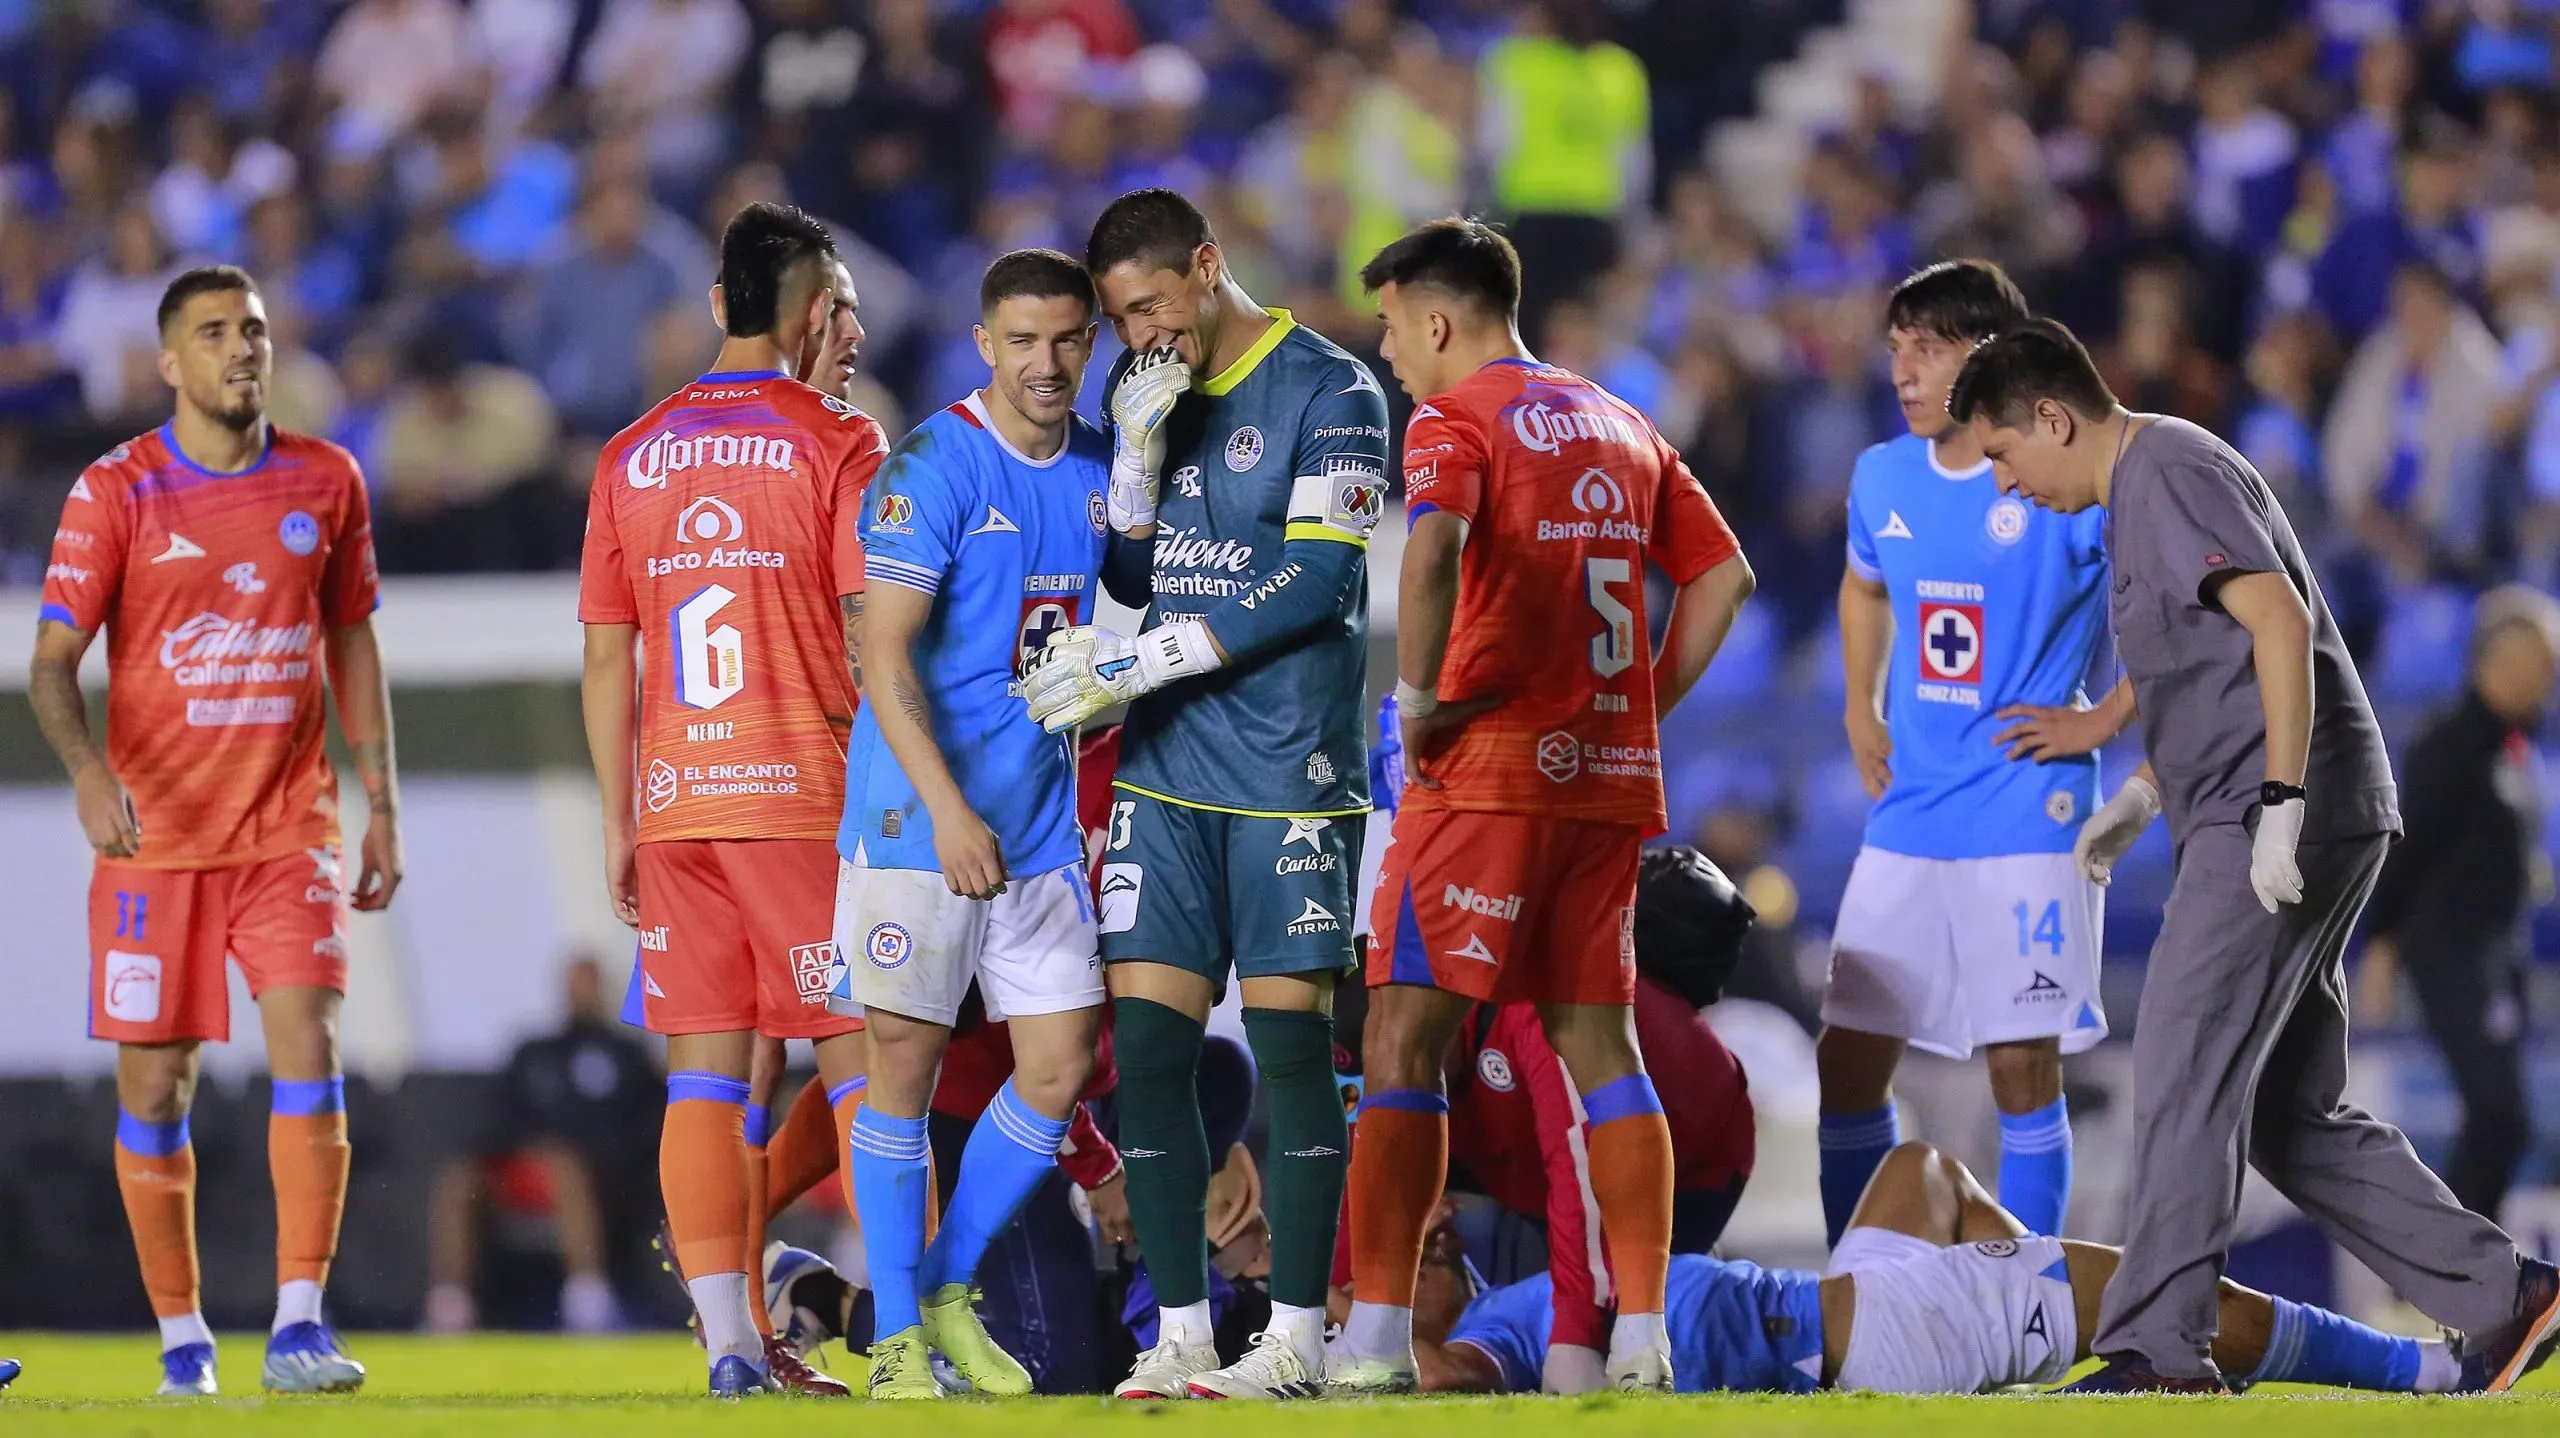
[764,1335,852,1397]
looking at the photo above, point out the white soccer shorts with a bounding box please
[1833,1234,2078,1393]
[827,858,1104,1027]
[1824,848,2107,1059]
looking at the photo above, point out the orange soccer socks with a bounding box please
[1582,1074,1675,1355]
[1338,1090,1449,1363]
[768,1075,841,1219]
[662,1072,760,1365]
[267,1078,351,1333]
[115,1109,210,1352]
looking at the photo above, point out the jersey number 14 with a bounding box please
[675,584,744,710]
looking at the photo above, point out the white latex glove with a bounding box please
[1022,620,1221,733]
[1543,1343,1606,1395]
[2073,774,2160,886]
[2251,796,2307,912]
[1106,346,1192,531]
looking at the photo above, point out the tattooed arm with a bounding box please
[858,578,1006,898]
[841,592,864,694]
[30,619,139,856]
[327,617,403,910]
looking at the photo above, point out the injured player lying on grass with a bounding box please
[1400,1142,2469,1396]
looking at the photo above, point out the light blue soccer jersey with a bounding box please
[1846,434,2109,859]
[840,393,1111,876]
[1446,1254,1826,1394]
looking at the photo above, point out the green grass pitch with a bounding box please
[0,1333,2555,1435]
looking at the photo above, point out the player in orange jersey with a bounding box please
[1328,220,1757,1397]
[579,202,884,1398]
[30,265,399,1397]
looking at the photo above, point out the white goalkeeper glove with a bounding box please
[2251,795,2306,913]
[1543,1344,1606,1395]
[2073,774,2160,886]
[1023,620,1221,733]
[1106,345,1192,531]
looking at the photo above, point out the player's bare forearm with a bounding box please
[1415,1339,1503,1394]
[1837,568,1891,722]
[1397,511,1466,693]
[860,584,974,821]
[2219,571,2313,786]
[29,620,100,778]
[840,593,865,694]
[327,619,399,816]
[1656,553,1756,714]
[579,624,641,836]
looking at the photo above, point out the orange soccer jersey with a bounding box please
[578,368,886,843]
[40,424,379,869]
[1399,360,1739,833]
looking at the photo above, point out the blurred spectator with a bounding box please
[1235,52,1359,291]
[316,0,472,143]
[198,0,306,129]
[1788,145,1915,299]
[2325,34,2416,220]
[243,192,362,355]
[1479,0,1650,345]
[985,0,1142,144]
[2360,585,2560,1223]
[1912,111,2085,298]
[2190,52,2299,257]
[55,201,180,422]
[373,334,560,572]
[2454,0,2559,94]
[2313,136,2484,343]
[2041,48,2133,208]
[2232,308,2333,520]
[1340,25,1464,307]
[148,94,295,262]
[1764,291,1894,643]
[469,0,579,142]
[423,955,660,1333]
[2094,259,2232,427]
[417,103,579,280]
[0,219,72,424]
[580,0,754,204]
[1541,290,1667,424]
[2323,261,2504,583]
[264,307,345,438]
[1645,170,1782,375]
[518,180,688,439]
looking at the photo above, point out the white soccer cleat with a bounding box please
[1187,1329,1323,1400]
[1321,1347,1418,1396]
[1116,1336,1221,1399]
[1604,1337,1674,1394]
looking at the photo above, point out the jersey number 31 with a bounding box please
[675,584,745,710]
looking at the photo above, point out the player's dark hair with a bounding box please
[1946,318,2119,430]
[1085,188,1214,279]
[1357,217,1522,319]
[980,248,1096,319]
[1885,259,2029,345]
[156,265,259,337]
[717,201,836,339]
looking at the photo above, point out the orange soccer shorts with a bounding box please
[89,849,350,1045]
[633,838,858,1040]
[1366,809,1642,1005]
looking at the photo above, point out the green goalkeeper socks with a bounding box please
[1112,996,1212,1309]
[1242,1006,1347,1310]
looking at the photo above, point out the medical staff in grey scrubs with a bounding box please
[1943,316,2560,1396]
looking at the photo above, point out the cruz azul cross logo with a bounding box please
[1918,602,1983,685]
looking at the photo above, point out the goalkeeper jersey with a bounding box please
[1110,310,1389,818]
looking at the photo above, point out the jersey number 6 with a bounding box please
[675,583,745,710]
[1586,558,1636,679]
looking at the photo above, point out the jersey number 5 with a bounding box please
[1586,558,1636,679]
[675,584,745,710]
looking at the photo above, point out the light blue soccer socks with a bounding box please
[1817,1102,1898,1248]
[919,1080,1072,1295]
[1996,1096,2072,1236]
[850,1106,934,1335]
[2250,1296,2432,1391]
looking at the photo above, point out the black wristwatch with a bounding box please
[2260,781,2307,807]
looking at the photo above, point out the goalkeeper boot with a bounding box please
[262,1323,365,1394]
[920,1283,1032,1396]
[866,1325,941,1400]
[157,1342,218,1397]
[1116,1335,1220,1399]
[1188,1329,1323,1400]
[1604,1335,1674,1394]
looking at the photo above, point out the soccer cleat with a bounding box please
[2050,1359,2231,1394]
[261,1323,365,1394]
[762,1336,850,1397]
[1605,1338,1675,1393]
[866,1325,941,1400]
[708,1354,772,1398]
[0,1357,19,1390]
[157,1342,218,1397]
[1321,1350,1418,1396]
[920,1283,1032,1396]
[2456,1257,2560,1393]
[1187,1329,1322,1400]
[1116,1336,1220,1399]
[765,1242,843,1359]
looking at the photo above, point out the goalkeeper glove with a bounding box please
[1023,621,1221,733]
[1106,346,1192,531]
